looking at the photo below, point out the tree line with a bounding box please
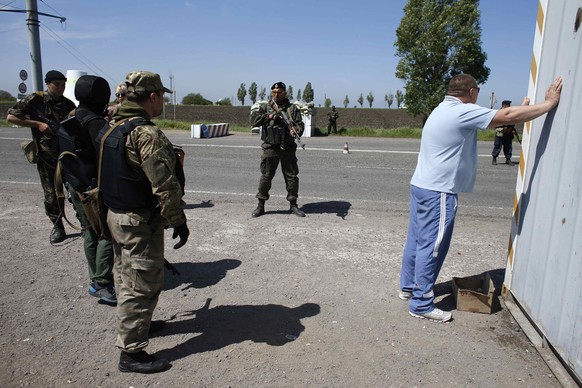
[181,83,405,109]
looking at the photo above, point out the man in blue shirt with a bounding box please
[399,74,563,322]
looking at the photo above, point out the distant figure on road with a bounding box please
[492,100,521,166]
[398,74,563,323]
[327,105,339,134]
[7,70,76,244]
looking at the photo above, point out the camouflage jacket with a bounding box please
[8,91,76,159]
[249,98,304,145]
[111,102,186,227]
[327,110,339,122]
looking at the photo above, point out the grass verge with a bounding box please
[2,118,498,141]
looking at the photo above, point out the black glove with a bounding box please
[172,222,189,249]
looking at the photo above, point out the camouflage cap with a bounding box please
[125,71,172,94]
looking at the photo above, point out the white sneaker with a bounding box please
[398,290,412,301]
[409,308,452,322]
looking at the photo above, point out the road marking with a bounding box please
[0,137,519,158]
[0,181,509,212]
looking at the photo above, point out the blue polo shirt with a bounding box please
[411,96,496,193]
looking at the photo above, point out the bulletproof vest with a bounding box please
[55,108,101,192]
[97,117,157,211]
[261,103,293,146]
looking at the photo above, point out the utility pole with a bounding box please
[489,92,496,109]
[169,74,176,120]
[26,0,43,92]
[1,0,66,92]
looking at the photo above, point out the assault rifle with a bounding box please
[269,100,305,150]
[29,103,60,135]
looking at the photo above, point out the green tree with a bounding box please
[237,83,247,105]
[216,98,232,106]
[395,90,404,108]
[395,0,489,120]
[0,90,16,101]
[386,93,394,108]
[297,89,302,102]
[324,98,332,108]
[303,82,314,103]
[357,93,364,108]
[248,82,257,104]
[259,86,267,100]
[343,95,349,108]
[181,93,213,105]
[287,85,294,100]
[366,92,374,108]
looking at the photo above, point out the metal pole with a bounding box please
[169,74,176,120]
[25,0,43,92]
[489,92,496,109]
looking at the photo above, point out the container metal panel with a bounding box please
[504,0,582,380]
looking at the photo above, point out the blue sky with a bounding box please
[1,0,538,109]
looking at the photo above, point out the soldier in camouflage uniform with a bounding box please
[98,71,189,374]
[7,70,76,243]
[250,81,306,218]
[491,100,518,166]
[327,105,339,134]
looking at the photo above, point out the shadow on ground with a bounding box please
[156,299,321,362]
[301,200,352,219]
[163,259,241,291]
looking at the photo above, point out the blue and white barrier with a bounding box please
[191,123,230,139]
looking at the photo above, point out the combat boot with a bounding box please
[289,202,305,217]
[252,200,265,218]
[50,218,66,244]
[119,350,170,374]
[505,158,515,166]
[492,157,497,165]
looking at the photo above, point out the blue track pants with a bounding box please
[400,185,457,314]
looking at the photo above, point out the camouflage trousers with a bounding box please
[67,183,114,286]
[36,155,60,223]
[256,144,299,202]
[107,208,165,352]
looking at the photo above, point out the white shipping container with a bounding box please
[503,0,582,382]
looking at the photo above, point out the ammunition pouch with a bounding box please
[261,125,286,145]
[80,186,110,239]
[21,140,38,164]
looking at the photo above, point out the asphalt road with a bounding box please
[0,126,520,219]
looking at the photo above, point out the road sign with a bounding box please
[19,70,28,81]
[18,83,27,94]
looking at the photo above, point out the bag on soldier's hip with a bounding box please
[20,140,38,164]
[80,187,110,239]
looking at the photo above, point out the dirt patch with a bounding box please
[0,184,559,387]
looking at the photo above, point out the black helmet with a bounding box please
[75,75,111,114]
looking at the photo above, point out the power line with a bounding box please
[39,0,64,20]
[40,23,118,87]
[0,1,20,9]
